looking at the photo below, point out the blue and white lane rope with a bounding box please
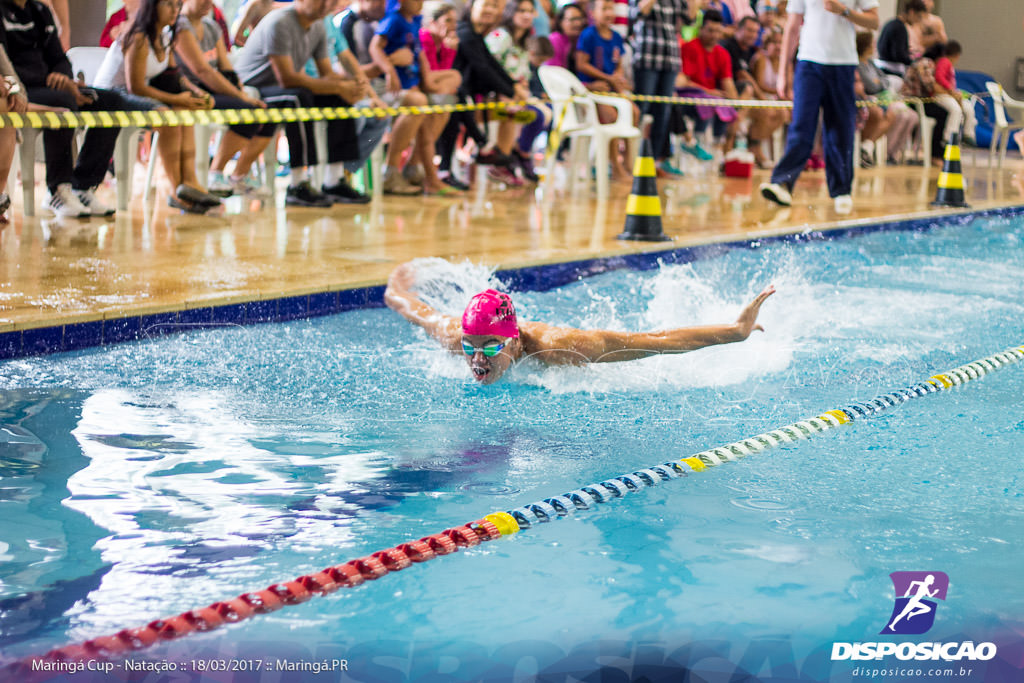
[489,344,1024,535]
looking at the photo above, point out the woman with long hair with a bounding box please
[97,0,221,212]
[176,0,275,196]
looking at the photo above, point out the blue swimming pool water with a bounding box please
[1,215,1023,682]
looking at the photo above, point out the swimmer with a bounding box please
[384,262,776,385]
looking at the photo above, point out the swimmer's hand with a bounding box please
[387,261,417,295]
[734,284,776,338]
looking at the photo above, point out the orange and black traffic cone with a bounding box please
[618,138,670,241]
[931,132,969,208]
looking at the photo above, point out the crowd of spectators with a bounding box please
[0,0,990,222]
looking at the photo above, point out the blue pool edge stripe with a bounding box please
[3,205,1023,360]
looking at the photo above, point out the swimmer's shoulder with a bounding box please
[517,321,591,365]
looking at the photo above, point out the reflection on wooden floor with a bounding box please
[2,150,1023,332]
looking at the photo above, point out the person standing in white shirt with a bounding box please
[759,0,878,214]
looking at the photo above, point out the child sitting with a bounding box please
[574,0,639,181]
[930,40,975,145]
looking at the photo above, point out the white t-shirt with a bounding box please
[790,0,878,65]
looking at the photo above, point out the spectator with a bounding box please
[233,0,375,206]
[422,1,487,190]
[629,0,689,176]
[545,3,585,73]
[320,0,390,191]
[370,0,462,194]
[907,0,945,59]
[453,0,530,171]
[0,44,26,223]
[899,52,947,166]
[486,0,552,184]
[101,1,141,48]
[95,0,223,214]
[745,29,788,167]
[175,0,277,197]
[1,0,146,218]
[855,29,917,165]
[676,9,737,160]
[876,0,925,77]
[232,0,285,47]
[339,0,430,195]
[575,0,637,181]
[39,0,68,51]
[929,40,974,145]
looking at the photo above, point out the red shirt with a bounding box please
[680,37,733,90]
[99,8,127,48]
[934,57,955,91]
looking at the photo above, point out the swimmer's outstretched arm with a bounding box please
[525,285,776,365]
[384,263,463,352]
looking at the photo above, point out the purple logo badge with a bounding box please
[881,571,949,635]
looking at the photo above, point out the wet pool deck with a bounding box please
[1,150,1022,334]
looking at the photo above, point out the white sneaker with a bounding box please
[47,184,90,219]
[759,182,792,207]
[207,171,233,197]
[73,187,116,217]
[834,194,853,214]
[230,173,269,198]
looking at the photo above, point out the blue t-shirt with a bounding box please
[575,26,624,83]
[375,10,422,88]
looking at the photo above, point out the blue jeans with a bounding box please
[634,67,677,160]
[770,61,857,198]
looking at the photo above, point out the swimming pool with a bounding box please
[1,213,1023,682]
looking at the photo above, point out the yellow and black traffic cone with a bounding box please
[931,132,969,208]
[618,138,670,241]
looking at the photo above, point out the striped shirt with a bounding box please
[629,0,689,72]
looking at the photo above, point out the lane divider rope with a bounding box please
[10,343,1022,672]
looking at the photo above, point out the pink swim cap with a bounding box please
[461,289,519,338]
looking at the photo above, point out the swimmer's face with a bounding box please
[461,334,515,384]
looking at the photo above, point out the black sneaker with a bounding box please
[441,174,470,191]
[475,149,511,166]
[322,179,370,204]
[515,151,539,183]
[286,181,333,207]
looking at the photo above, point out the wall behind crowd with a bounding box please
[940,0,1023,95]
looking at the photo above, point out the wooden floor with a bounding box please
[2,150,1023,333]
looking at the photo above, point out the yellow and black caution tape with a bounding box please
[0,99,523,130]
[1,88,982,130]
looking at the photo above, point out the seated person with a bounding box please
[675,9,738,161]
[876,0,926,77]
[95,0,223,214]
[1,0,147,218]
[233,0,373,206]
[339,0,428,195]
[544,2,585,71]
[929,40,974,145]
[232,0,288,47]
[900,54,948,166]
[855,30,917,165]
[748,29,789,167]
[176,0,277,197]
[907,0,946,59]
[574,0,639,181]
[370,0,461,194]
[720,15,784,165]
[100,0,140,48]
[0,45,24,223]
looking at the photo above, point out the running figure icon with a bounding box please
[882,571,949,635]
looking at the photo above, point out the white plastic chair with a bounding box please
[537,65,641,201]
[65,46,160,212]
[912,99,936,169]
[985,81,1024,169]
